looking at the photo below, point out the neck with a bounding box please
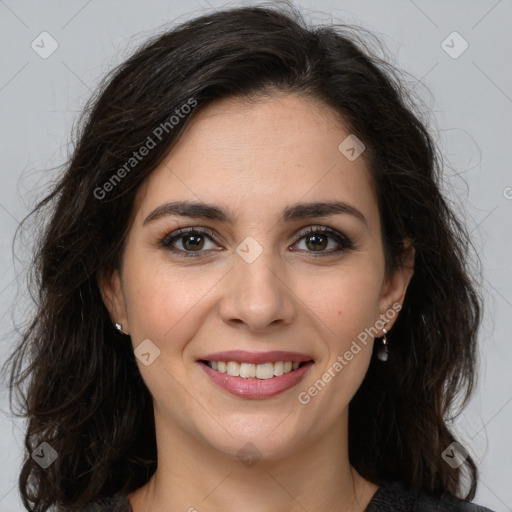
[128,408,379,512]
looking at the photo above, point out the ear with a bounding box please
[97,268,129,334]
[378,240,415,333]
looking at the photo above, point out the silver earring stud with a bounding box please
[376,328,388,362]
[115,323,128,335]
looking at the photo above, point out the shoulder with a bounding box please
[366,480,496,512]
[417,489,495,512]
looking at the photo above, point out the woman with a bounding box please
[3,4,495,511]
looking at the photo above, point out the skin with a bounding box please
[100,93,415,512]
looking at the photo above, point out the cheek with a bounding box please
[299,262,384,341]
[124,238,384,347]
[295,268,380,420]
[122,262,214,397]
[122,256,213,347]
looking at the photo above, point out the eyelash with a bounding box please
[159,226,355,258]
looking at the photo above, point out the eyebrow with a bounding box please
[143,200,367,227]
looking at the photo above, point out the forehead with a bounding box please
[133,93,378,227]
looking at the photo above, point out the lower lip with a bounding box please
[198,361,314,399]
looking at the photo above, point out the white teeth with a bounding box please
[256,362,274,379]
[206,360,305,379]
[239,362,256,378]
[226,361,240,377]
[273,361,284,376]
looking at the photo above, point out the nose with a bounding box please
[218,248,296,333]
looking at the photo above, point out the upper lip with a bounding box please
[199,350,314,364]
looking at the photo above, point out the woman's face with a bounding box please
[101,93,413,461]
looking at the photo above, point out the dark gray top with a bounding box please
[77,480,495,511]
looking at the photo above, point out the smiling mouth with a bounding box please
[200,360,312,379]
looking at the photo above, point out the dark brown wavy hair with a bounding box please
[3,3,483,510]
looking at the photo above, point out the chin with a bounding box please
[196,420,303,463]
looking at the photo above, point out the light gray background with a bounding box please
[1,1,511,510]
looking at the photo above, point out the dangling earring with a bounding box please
[376,328,388,361]
[115,322,129,335]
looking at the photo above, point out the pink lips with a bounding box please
[197,351,314,400]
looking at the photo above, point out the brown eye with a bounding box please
[160,226,354,259]
[180,233,205,251]
[160,227,219,257]
[304,232,329,251]
[293,227,354,255]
